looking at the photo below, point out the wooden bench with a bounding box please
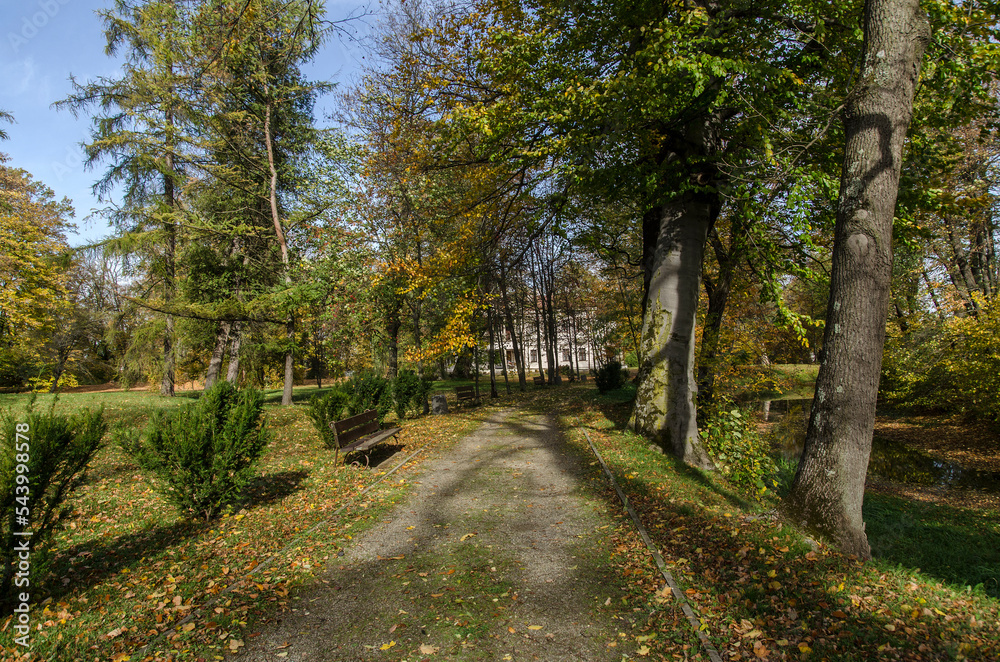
[455,385,477,404]
[330,409,401,466]
[533,376,545,386]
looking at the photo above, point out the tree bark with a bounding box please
[204,321,231,390]
[786,0,930,560]
[697,222,743,412]
[630,198,715,469]
[387,311,401,378]
[264,100,295,406]
[160,19,176,398]
[226,321,242,383]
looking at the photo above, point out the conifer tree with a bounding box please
[57,0,198,396]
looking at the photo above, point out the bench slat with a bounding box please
[337,419,380,447]
[333,410,378,435]
[343,427,402,454]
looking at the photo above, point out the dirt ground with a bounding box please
[241,408,645,661]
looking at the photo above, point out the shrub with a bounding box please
[307,387,350,449]
[881,304,1000,428]
[594,360,626,393]
[344,371,392,424]
[699,403,777,498]
[391,370,422,421]
[1,405,106,613]
[120,382,270,519]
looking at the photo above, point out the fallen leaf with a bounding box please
[419,643,439,654]
[229,639,244,652]
[460,533,476,541]
[528,625,543,630]
[637,645,650,656]
[180,623,195,632]
[380,640,396,650]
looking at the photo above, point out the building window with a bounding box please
[578,348,587,362]
[530,349,538,363]
[562,349,571,362]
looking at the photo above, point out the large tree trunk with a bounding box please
[204,321,231,390]
[630,199,715,469]
[226,321,242,383]
[387,311,401,378]
[785,0,929,560]
[160,31,176,398]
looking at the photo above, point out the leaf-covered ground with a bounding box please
[1,384,998,661]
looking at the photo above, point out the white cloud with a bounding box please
[0,56,38,98]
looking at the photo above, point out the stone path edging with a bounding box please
[578,425,725,662]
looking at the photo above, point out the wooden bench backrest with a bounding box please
[456,385,475,395]
[333,410,380,448]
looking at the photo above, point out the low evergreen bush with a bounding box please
[344,371,392,424]
[594,360,626,393]
[119,382,270,519]
[307,388,350,449]
[1,404,106,613]
[391,369,422,421]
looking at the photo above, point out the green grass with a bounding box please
[865,493,1000,598]
[540,387,1000,661]
[0,385,484,661]
[3,381,997,661]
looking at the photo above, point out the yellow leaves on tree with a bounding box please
[0,154,73,335]
[407,294,483,363]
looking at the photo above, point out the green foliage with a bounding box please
[699,404,776,499]
[594,360,626,394]
[119,382,270,519]
[0,404,106,612]
[390,370,434,421]
[306,387,350,449]
[391,370,421,420]
[344,371,392,425]
[881,303,1000,428]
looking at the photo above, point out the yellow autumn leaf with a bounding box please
[528,625,543,630]
[380,640,396,650]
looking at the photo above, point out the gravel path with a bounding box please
[242,408,641,661]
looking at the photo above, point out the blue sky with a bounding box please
[0,0,372,247]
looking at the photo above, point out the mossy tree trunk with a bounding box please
[630,198,715,470]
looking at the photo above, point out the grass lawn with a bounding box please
[1,380,997,661]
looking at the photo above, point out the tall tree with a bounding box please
[194,0,329,404]
[785,0,930,558]
[58,0,196,396]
